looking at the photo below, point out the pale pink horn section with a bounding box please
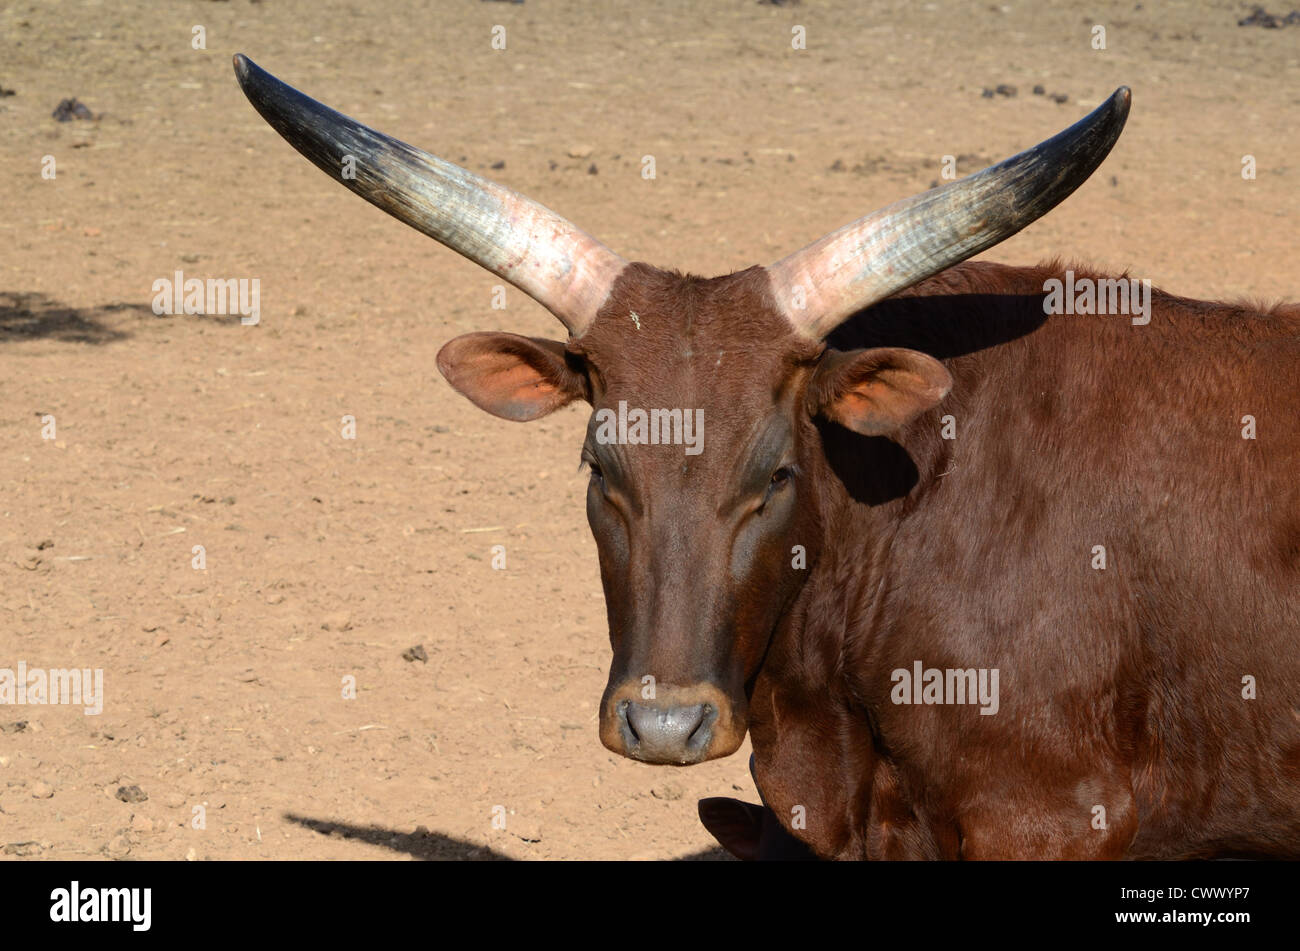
[233,54,625,337]
[769,87,1131,340]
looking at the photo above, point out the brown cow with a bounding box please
[235,55,1300,859]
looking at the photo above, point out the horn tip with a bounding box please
[232,53,255,84]
[1110,86,1132,112]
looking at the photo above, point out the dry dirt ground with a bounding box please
[1,0,1297,861]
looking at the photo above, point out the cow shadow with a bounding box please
[830,289,1049,359]
[285,813,515,860]
[0,291,148,344]
[284,813,734,861]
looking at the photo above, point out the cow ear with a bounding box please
[436,332,589,422]
[808,347,951,436]
[698,797,766,862]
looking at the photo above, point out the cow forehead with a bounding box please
[576,262,814,406]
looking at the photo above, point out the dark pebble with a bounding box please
[52,98,94,121]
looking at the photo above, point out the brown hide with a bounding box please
[744,260,1300,859]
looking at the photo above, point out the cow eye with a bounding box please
[756,466,794,512]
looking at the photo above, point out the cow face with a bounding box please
[437,263,951,764]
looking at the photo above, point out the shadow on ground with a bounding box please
[284,813,734,861]
[0,291,149,344]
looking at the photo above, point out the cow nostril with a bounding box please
[688,704,713,747]
[618,699,637,742]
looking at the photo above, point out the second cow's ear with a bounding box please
[437,332,589,421]
[808,347,951,436]
[698,797,767,862]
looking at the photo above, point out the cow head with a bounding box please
[235,55,1128,765]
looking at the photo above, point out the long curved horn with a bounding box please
[233,54,625,337]
[768,87,1131,340]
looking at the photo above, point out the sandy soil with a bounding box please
[1,0,1297,860]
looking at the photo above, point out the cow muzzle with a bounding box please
[600,682,745,765]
